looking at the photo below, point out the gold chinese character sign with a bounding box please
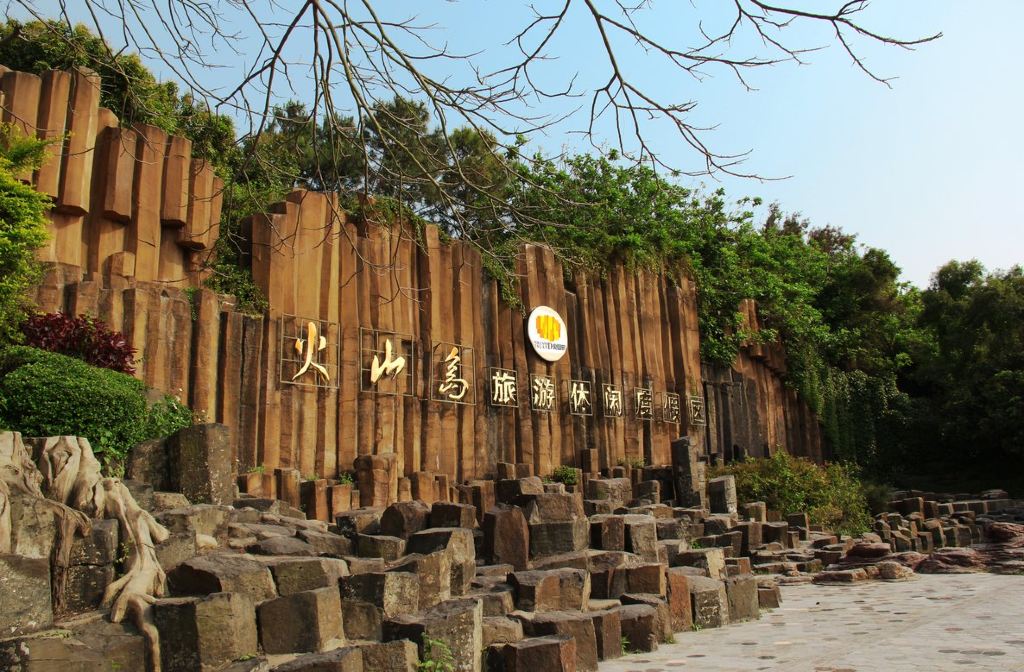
[602,383,623,418]
[431,343,475,405]
[530,374,556,412]
[688,394,707,426]
[663,392,681,424]
[360,328,416,396]
[489,367,518,407]
[634,387,654,420]
[568,379,593,416]
[279,316,339,389]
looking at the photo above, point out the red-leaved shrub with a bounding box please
[21,312,137,374]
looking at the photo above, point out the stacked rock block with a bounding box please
[6,439,1024,671]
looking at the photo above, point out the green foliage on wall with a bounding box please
[711,451,872,536]
[0,346,192,474]
[0,125,52,344]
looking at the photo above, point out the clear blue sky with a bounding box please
[31,1,1023,287]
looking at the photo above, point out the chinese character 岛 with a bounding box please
[490,368,518,406]
[292,321,329,383]
[531,374,555,411]
[569,380,592,415]
[437,347,469,401]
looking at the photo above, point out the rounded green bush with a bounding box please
[0,346,191,472]
[712,450,872,536]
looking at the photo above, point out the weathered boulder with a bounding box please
[674,547,726,579]
[388,551,452,609]
[355,639,419,672]
[383,598,484,672]
[508,570,561,612]
[340,571,420,640]
[380,501,431,539]
[707,476,737,515]
[723,574,760,622]
[488,635,576,672]
[166,423,234,505]
[334,508,384,539]
[483,505,530,570]
[589,608,622,661]
[272,646,364,671]
[407,527,476,595]
[589,514,625,552]
[585,478,632,508]
[622,515,658,562]
[483,616,525,649]
[0,555,52,636]
[356,533,407,562]
[258,587,343,654]
[618,604,659,653]
[167,554,277,604]
[521,493,589,557]
[0,617,147,671]
[687,575,729,628]
[430,502,478,529]
[517,610,598,672]
[265,557,349,595]
[665,568,693,632]
[153,592,258,672]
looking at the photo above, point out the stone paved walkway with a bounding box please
[600,573,1024,672]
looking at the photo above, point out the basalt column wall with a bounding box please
[12,63,821,497]
[242,192,708,484]
[701,300,826,464]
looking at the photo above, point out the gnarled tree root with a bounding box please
[1,432,168,671]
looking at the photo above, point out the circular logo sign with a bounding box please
[527,306,568,362]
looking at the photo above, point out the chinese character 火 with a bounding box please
[292,321,330,383]
[437,347,469,401]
